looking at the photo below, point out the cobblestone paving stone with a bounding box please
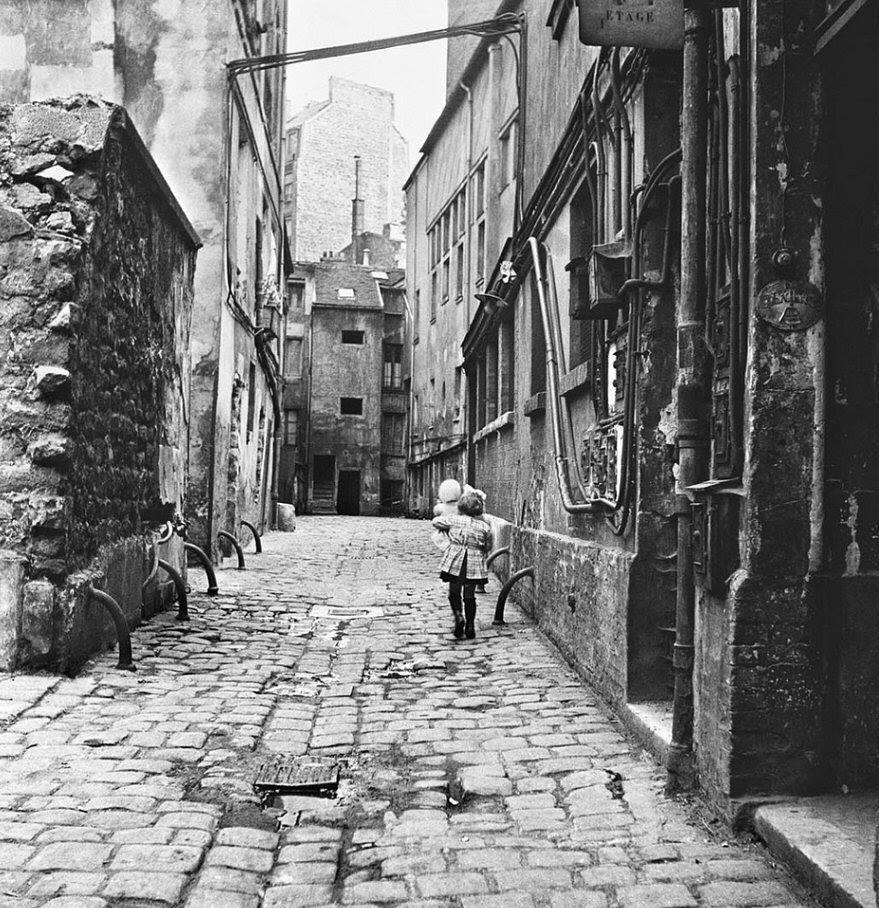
[0,517,813,907]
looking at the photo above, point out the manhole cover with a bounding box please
[310,604,383,620]
[254,759,340,797]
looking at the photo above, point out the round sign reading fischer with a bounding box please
[756,279,822,332]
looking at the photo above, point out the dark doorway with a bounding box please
[820,1,879,790]
[337,471,361,515]
[312,455,336,514]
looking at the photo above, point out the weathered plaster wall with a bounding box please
[309,305,384,516]
[0,98,196,671]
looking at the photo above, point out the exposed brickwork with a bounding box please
[0,98,195,670]
[287,78,408,262]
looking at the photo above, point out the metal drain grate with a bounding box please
[310,604,384,620]
[254,759,340,797]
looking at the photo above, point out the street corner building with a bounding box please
[0,97,197,671]
[0,0,292,559]
[406,0,879,823]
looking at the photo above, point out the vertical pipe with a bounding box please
[592,54,608,245]
[668,4,711,792]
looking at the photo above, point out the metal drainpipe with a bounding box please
[668,4,711,793]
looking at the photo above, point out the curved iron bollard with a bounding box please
[157,559,189,621]
[157,521,174,544]
[184,542,219,596]
[493,567,535,625]
[240,519,262,554]
[486,547,510,570]
[218,530,246,570]
[141,542,159,602]
[87,586,135,671]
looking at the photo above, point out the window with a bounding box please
[284,337,302,378]
[283,409,299,447]
[472,160,487,283]
[383,343,403,390]
[454,366,463,419]
[428,186,468,317]
[414,289,421,336]
[486,335,499,423]
[472,161,485,221]
[500,118,518,189]
[288,280,304,309]
[341,330,364,344]
[500,316,515,413]
[381,412,406,453]
[569,178,595,368]
[476,221,486,282]
[340,397,363,415]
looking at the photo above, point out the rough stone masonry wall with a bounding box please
[0,97,196,671]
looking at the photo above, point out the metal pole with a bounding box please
[493,567,534,624]
[157,559,189,621]
[240,519,262,553]
[668,4,711,793]
[184,542,219,596]
[87,586,135,671]
[218,530,246,570]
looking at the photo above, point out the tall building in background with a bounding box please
[285,77,409,263]
[281,81,411,516]
[0,0,290,553]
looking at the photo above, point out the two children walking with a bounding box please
[431,479,492,639]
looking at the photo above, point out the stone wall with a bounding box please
[0,97,197,671]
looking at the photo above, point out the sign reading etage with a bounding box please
[577,0,684,49]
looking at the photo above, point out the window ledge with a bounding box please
[559,361,592,398]
[524,392,547,417]
[473,410,514,442]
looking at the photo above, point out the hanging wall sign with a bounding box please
[756,279,823,332]
[577,0,684,49]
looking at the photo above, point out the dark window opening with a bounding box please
[381,411,406,453]
[500,316,515,413]
[569,177,595,368]
[342,330,365,344]
[340,397,363,415]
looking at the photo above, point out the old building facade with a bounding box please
[280,81,411,517]
[281,261,408,517]
[406,0,878,835]
[285,77,409,264]
[0,0,290,556]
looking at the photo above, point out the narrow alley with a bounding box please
[0,518,809,908]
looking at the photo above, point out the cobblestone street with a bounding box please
[0,517,809,908]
